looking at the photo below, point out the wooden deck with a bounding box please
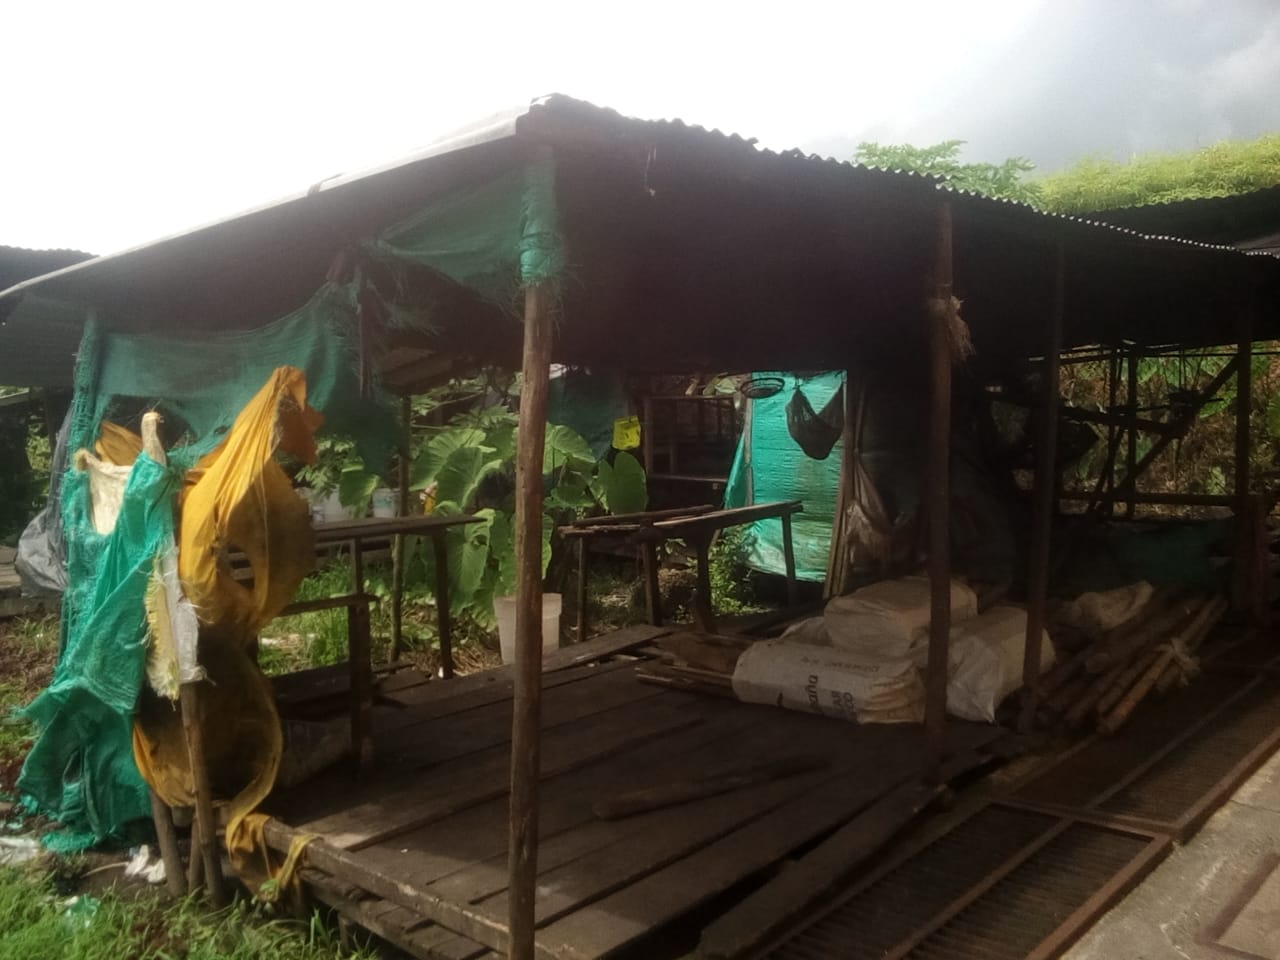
[263,627,1003,960]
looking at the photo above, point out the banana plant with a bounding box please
[409,412,647,625]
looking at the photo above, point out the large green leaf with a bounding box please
[337,464,379,510]
[597,451,648,515]
[410,427,486,490]
[543,424,594,471]
[434,447,504,510]
[546,475,596,511]
[486,424,516,464]
[452,509,495,606]
[489,512,516,598]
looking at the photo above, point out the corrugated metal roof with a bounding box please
[0,247,94,388]
[0,245,93,290]
[1090,185,1280,256]
[0,95,1276,385]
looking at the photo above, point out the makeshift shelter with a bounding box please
[4,96,1280,960]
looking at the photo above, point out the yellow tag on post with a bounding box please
[612,415,641,450]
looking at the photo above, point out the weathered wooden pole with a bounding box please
[1125,343,1139,518]
[1235,303,1253,513]
[1019,244,1065,733]
[148,789,186,897]
[1106,348,1119,513]
[507,282,554,960]
[391,393,411,660]
[924,201,954,778]
[1232,299,1255,617]
[180,681,226,906]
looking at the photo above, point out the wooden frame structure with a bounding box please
[3,96,1277,960]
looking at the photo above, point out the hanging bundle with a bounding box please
[786,383,845,460]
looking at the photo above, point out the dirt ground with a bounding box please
[0,614,57,795]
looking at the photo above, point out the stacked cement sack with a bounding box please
[732,576,1053,724]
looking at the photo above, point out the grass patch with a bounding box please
[0,613,59,791]
[259,555,503,678]
[0,866,375,960]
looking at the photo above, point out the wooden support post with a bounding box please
[641,541,663,626]
[824,373,855,599]
[642,396,654,475]
[692,532,717,633]
[781,513,799,607]
[508,281,554,960]
[1020,245,1065,733]
[186,817,204,891]
[347,598,372,773]
[149,789,187,897]
[576,537,589,643]
[1106,348,1119,513]
[348,536,372,773]
[179,681,226,906]
[1109,356,1240,507]
[391,394,411,660]
[1125,343,1139,519]
[432,533,456,679]
[1233,303,1255,617]
[924,201,954,778]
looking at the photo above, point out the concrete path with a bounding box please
[1066,750,1280,960]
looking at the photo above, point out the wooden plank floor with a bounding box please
[266,635,1002,960]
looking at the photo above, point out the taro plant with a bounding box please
[409,409,647,625]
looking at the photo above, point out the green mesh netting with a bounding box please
[368,157,564,313]
[17,157,562,849]
[18,285,397,848]
[90,282,396,469]
[725,372,845,581]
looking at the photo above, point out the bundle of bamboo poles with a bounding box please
[1035,589,1227,735]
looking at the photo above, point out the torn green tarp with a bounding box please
[725,372,845,581]
[19,451,175,849]
[368,157,564,313]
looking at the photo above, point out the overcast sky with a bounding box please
[6,0,1279,255]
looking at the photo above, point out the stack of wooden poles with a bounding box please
[1035,589,1227,735]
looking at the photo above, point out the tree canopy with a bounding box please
[852,140,1043,205]
[1038,134,1280,213]
[853,133,1280,213]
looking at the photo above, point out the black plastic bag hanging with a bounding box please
[786,383,845,460]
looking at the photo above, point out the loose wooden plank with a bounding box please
[470,761,838,928]
[382,658,632,724]
[376,664,663,763]
[592,754,825,820]
[697,752,992,959]
[536,724,1001,960]
[303,867,495,960]
[357,701,771,894]
[268,662,670,829]
[453,717,970,926]
[420,710,826,906]
[384,625,669,711]
[267,821,516,956]
[300,692,707,848]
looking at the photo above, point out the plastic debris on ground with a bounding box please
[0,836,42,866]
[124,844,166,884]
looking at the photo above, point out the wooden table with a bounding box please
[559,500,803,636]
[295,513,482,771]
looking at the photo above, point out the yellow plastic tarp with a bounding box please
[132,366,324,893]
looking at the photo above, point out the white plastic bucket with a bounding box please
[494,593,563,665]
[371,488,397,518]
[319,490,349,523]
